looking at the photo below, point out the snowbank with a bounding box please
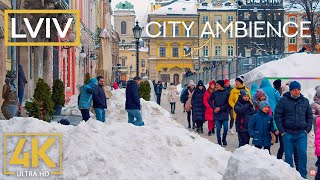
[61,95,94,117]
[0,90,231,180]
[223,145,304,180]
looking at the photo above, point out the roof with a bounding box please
[150,0,198,15]
[115,0,134,10]
[283,1,320,13]
[198,1,238,11]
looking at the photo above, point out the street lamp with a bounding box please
[80,46,86,59]
[132,21,142,77]
[62,32,76,50]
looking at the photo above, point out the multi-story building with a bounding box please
[284,2,320,52]
[113,1,149,81]
[198,1,237,70]
[148,0,199,84]
[237,0,285,57]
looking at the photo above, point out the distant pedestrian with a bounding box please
[113,81,119,90]
[155,81,163,105]
[275,81,312,179]
[299,47,306,53]
[92,76,107,122]
[249,101,275,154]
[125,76,144,126]
[79,78,98,121]
[167,83,179,114]
[203,81,216,136]
[312,86,320,133]
[180,83,188,112]
[191,80,206,133]
[259,78,280,113]
[209,80,230,146]
[18,64,27,106]
[182,80,196,128]
[235,90,255,147]
[224,79,234,135]
[273,79,283,96]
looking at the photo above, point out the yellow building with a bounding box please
[198,1,237,68]
[148,0,199,84]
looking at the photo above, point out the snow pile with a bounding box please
[0,91,231,179]
[61,95,93,117]
[223,145,304,180]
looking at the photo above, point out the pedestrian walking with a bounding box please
[234,90,255,147]
[180,83,188,112]
[92,76,107,122]
[113,81,119,90]
[312,85,320,133]
[155,81,163,105]
[224,79,235,135]
[203,81,216,136]
[274,81,313,179]
[191,80,206,133]
[209,80,230,146]
[79,78,98,121]
[167,83,179,114]
[181,80,196,128]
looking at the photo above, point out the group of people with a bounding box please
[179,76,319,179]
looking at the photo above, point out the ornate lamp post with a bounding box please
[132,21,142,77]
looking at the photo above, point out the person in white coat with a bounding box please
[167,83,179,114]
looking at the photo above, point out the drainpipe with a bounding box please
[11,0,17,86]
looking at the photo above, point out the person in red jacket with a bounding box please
[113,81,119,90]
[203,81,216,136]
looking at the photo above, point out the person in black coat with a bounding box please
[155,81,163,105]
[208,80,230,146]
[125,76,144,126]
[234,89,255,147]
[191,80,206,133]
[93,76,107,122]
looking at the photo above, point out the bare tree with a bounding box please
[289,0,320,51]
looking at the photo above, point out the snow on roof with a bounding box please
[198,1,238,11]
[150,0,198,15]
[283,1,320,13]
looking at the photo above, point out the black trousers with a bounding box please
[255,145,271,154]
[187,111,194,127]
[170,102,176,113]
[80,109,90,121]
[316,156,320,180]
[196,121,204,129]
[238,132,250,147]
[156,93,161,105]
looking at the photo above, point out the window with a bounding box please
[203,30,209,39]
[244,12,250,20]
[227,30,232,38]
[257,12,262,20]
[184,47,191,57]
[202,46,209,57]
[227,16,234,23]
[121,58,126,66]
[184,27,192,37]
[304,38,310,44]
[202,15,209,23]
[245,48,251,57]
[121,21,126,34]
[214,15,222,23]
[160,74,170,83]
[289,37,296,44]
[141,59,145,67]
[172,25,179,36]
[7,46,11,59]
[160,26,164,36]
[215,46,221,56]
[172,47,179,57]
[216,31,221,39]
[159,47,166,57]
[289,17,296,27]
[227,46,234,56]
[141,73,146,77]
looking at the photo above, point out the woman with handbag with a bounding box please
[181,80,196,128]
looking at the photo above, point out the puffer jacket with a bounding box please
[203,90,214,121]
[78,78,98,109]
[167,85,179,103]
[209,89,230,121]
[228,85,251,120]
[249,109,274,147]
[259,78,280,112]
[125,80,141,110]
[315,117,320,156]
[312,95,320,132]
[234,97,255,132]
[191,86,206,122]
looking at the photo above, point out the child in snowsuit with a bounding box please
[249,101,275,154]
[234,90,255,147]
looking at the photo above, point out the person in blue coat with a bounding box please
[79,78,98,121]
[259,78,280,112]
[249,101,275,154]
[191,80,206,133]
[125,76,144,126]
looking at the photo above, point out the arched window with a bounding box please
[121,21,127,34]
[141,59,145,67]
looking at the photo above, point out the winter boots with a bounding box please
[217,139,222,146]
[222,138,227,146]
[196,127,204,134]
[208,131,212,136]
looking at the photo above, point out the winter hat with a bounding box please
[236,75,245,84]
[273,79,282,89]
[240,89,249,97]
[189,80,195,87]
[315,85,320,97]
[197,80,204,87]
[224,79,230,84]
[259,101,269,109]
[289,81,301,91]
[256,89,266,99]
[216,80,225,87]
[209,81,215,86]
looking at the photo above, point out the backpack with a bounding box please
[180,88,187,103]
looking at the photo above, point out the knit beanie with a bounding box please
[216,80,225,87]
[289,81,301,91]
[240,89,249,97]
[259,101,269,109]
[209,81,215,86]
[197,80,204,87]
[224,79,230,84]
[273,79,282,89]
[256,89,266,99]
[189,80,195,87]
[316,85,320,97]
[236,75,244,84]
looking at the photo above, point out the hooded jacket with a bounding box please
[312,95,320,121]
[259,78,280,112]
[92,84,107,109]
[228,84,251,120]
[250,83,258,97]
[234,94,255,132]
[167,85,179,103]
[79,78,98,109]
[203,89,214,121]
[125,80,141,110]
[274,92,313,135]
[314,117,320,156]
[191,86,206,122]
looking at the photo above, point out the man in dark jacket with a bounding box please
[224,79,235,135]
[125,76,144,126]
[155,81,163,105]
[18,64,27,106]
[93,76,107,122]
[209,80,230,146]
[275,81,312,179]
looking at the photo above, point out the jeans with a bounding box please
[283,131,308,179]
[216,120,228,141]
[127,109,144,126]
[170,102,176,113]
[94,108,106,122]
[80,109,90,121]
[156,93,161,105]
[238,132,250,147]
[316,156,320,179]
[18,92,24,105]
